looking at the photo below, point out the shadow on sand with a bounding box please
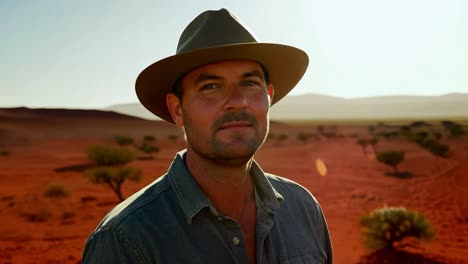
[358,248,445,264]
[54,163,97,173]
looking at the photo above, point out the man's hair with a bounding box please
[170,63,271,100]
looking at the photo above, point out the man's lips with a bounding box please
[218,121,252,130]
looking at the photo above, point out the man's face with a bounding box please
[166,60,274,166]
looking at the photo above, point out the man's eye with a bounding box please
[242,80,261,87]
[201,83,220,90]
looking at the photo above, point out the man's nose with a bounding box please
[224,85,248,111]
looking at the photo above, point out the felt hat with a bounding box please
[135,8,309,123]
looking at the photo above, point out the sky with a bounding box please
[1,0,467,109]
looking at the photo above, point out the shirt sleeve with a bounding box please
[82,228,148,264]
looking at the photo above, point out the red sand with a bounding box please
[0,108,467,263]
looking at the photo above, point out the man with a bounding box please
[83,8,332,263]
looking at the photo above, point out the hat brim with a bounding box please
[135,43,308,123]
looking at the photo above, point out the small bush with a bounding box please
[114,135,134,146]
[44,182,70,198]
[85,166,141,201]
[139,142,160,158]
[404,130,451,157]
[410,121,430,127]
[448,125,465,137]
[143,135,156,142]
[424,140,450,157]
[376,151,405,176]
[377,131,396,140]
[360,207,435,250]
[20,206,52,222]
[357,138,378,153]
[433,131,443,140]
[441,120,465,137]
[297,132,317,143]
[0,150,10,156]
[86,145,135,166]
[276,133,288,143]
[399,125,411,132]
[403,131,426,146]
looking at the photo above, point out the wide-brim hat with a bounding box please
[136,8,309,123]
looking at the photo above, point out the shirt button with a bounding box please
[232,236,240,246]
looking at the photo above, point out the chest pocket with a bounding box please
[280,250,326,264]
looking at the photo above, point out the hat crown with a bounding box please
[177,8,257,54]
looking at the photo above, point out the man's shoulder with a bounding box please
[264,173,319,204]
[265,173,308,192]
[92,174,171,233]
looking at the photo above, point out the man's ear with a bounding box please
[166,93,184,126]
[267,84,274,105]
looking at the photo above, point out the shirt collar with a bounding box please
[167,150,218,224]
[250,159,284,211]
[168,149,284,224]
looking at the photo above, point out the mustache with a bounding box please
[213,111,258,130]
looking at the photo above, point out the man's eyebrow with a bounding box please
[243,70,265,80]
[194,74,223,85]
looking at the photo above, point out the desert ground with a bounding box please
[0,108,467,264]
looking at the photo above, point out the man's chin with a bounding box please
[212,143,258,165]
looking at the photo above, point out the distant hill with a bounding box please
[0,107,144,121]
[0,107,176,143]
[107,93,468,121]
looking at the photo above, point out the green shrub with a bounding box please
[357,138,378,153]
[85,166,141,201]
[86,145,135,166]
[114,135,134,146]
[377,131,393,140]
[399,125,411,132]
[297,132,317,143]
[139,142,160,158]
[376,151,405,176]
[20,206,52,222]
[276,133,288,143]
[441,120,465,137]
[433,131,443,140]
[143,135,156,142]
[448,125,465,137]
[403,131,427,145]
[404,130,451,157]
[44,181,70,198]
[423,140,450,157]
[360,207,435,250]
[410,121,429,127]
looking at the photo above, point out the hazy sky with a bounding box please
[1,0,467,109]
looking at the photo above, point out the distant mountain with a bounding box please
[0,107,144,121]
[106,93,468,121]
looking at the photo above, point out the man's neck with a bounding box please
[184,148,255,216]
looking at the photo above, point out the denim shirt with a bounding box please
[82,150,332,263]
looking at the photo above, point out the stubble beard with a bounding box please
[184,111,269,167]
